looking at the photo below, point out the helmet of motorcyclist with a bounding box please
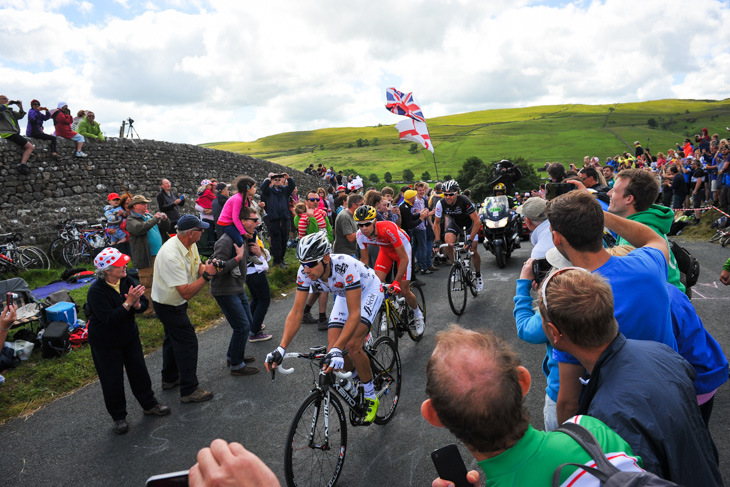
[494,183,506,195]
[296,231,331,263]
[442,180,460,194]
[354,205,377,222]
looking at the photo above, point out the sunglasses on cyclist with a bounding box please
[443,193,456,197]
[357,222,373,227]
[308,198,320,202]
[302,260,321,268]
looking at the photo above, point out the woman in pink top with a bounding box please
[217,175,257,246]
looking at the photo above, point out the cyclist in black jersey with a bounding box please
[433,180,483,291]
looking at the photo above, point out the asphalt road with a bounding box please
[1,238,729,487]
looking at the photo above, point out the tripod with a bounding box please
[125,118,140,140]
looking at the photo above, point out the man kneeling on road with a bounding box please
[425,324,644,487]
[265,231,383,423]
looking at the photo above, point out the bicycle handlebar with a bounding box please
[276,351,353,379]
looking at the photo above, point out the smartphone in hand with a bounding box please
[431,444,471,487]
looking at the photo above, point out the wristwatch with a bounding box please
[123,302,131,310]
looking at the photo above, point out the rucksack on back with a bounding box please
[553,422,681,487]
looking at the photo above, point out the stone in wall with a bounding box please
[0,137,322,246]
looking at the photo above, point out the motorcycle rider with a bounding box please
[433,180,483,292]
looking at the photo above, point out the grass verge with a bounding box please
[0,252,299,425]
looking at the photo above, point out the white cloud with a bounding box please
[1,0,729,145]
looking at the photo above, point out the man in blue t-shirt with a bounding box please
[545,191,676,424]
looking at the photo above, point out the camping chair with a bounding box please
[0,278,46,333]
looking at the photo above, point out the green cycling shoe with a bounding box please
[363,396,379,423]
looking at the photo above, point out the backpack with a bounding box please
[553,422,680,487]
[669,239,700,288]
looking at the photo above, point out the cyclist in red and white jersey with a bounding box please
[354,205,424,335]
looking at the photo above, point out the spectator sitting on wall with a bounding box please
[51,102,87,158]
[25,99,57,159]
[77,111,106,142]
[71,109,85,131]
[0,95,35,175]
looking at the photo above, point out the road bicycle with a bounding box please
[61,221,109,267]
[0,233,50,273]
[275,334,401,487]
[440,241,478,316]
[372,281,426,347]
[48,220,84,265]
[709,227,730,247]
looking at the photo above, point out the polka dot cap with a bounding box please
[93,247,131,270]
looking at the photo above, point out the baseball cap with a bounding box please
[94,247,131,270]
[107,192,120,201]
[201,179,212,186]
[546,247,572,270]
[404,189,417,201]
[516,197,548,221]
[336,185,346,192]
[177,214,210,231]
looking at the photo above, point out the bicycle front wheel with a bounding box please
[285,391,348,487]
[710,230,725,243]
[372,300,398,348]
[447,264,467,316]
[408,282,426,342]
[20,246,51,270]
[62,239,94,267]
[370,336,402,425]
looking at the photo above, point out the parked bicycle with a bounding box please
[275,334,401,487]
[48,220,83,265]
[372,282,426,347]
[0,232,50,275]
[440,241,478,316]
[61,220,109,267]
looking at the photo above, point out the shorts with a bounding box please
[692,192,704,209]
[328,287,383,330]
[711,180,717,192]
[5,133,29,147]
[65,133,85,143]
[445,220,478,242]
[373,239,412,281]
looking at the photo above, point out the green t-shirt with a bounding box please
[478,415,643,487]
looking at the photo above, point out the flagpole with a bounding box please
[432,152,439,181]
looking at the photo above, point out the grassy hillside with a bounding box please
[203,99,730,178]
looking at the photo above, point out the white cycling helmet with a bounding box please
[296,231,331,263]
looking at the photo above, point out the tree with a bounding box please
[456,156,486,191]
[403,169,415,182]
[461,156,541,202]
[369,173,380,184]
[421,171,431,181]
[443,174,453,181]
[356,139,364,148]
[384,172,392,183]
[372,137,379,146]
[409,143,418,154]
[319,144,324,150]
[647,118,658,129]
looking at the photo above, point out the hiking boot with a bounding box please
[249,332,272,343]
[143,403,171,416]
[113,419,129,434]
[363,397,379,424]
[301,312,318,324]
[161,378,180,390]
[317,318,329,331]
[180,387,214,403]
[18,163,30,175]
[230,365,260,376]
[75,151,88,158]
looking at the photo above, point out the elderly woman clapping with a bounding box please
[86,247,170,435]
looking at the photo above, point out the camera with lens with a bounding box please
[532,258,552,285]
[210,258,225,270]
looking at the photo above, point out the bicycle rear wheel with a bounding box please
[407,282,426,342]
[372,300,398,348]
[284,391,347,487]
[62,239,94,267]
[49,238,67,265]
[710,230,725,243]
[370,336,402,425]
[722,233,730,247]
[21,246,51,270]
[447,264,467,316]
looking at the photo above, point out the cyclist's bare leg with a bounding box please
[345,322,373,383]
[470,239,481,271]
[444,232,457,263]
[400,278,418,309]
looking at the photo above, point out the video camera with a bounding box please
[531,258,552,285]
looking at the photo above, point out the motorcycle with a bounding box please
[479,195,522,268]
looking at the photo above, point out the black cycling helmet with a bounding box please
[296,231,331,263]
[442,180,460,193]
[354,205,377,222]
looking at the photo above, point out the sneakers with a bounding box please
[249,332,272,342]
[143,403,171,416]
[301,312,318,324]
[420,269,433,275]
[113,419,129,434]
[475,275,484,292]
[410,314,425,336]
[363,396,379,424]
[427,266,439,271]
[180,387,214,403]
[18,163,30,175]
[317,318,328,331]
[231,365,259,376]
[75,151,88,158]
[161,377,180,390]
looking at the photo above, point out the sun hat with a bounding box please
[129,195,150,206]
[94,247,131,270]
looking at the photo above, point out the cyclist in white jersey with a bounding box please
[265,231,383,423]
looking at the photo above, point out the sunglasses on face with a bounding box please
[308,198,320,202]
[302,260,321,268]
[357,222,373,227]
[444,193,456,197]
[245,218,259,222]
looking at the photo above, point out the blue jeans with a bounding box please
[425,224,435,267]
[246,271,270,335]
[412,227,429,270]
[213,293,252,369]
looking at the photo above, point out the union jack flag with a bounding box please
[385,87,425,122]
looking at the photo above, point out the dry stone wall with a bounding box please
[0,137,320,246]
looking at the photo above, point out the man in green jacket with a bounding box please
[77,111,105,142]
[608,169,685,293]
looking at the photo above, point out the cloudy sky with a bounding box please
[2,0,730,145]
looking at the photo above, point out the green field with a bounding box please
[203,99,730,179]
